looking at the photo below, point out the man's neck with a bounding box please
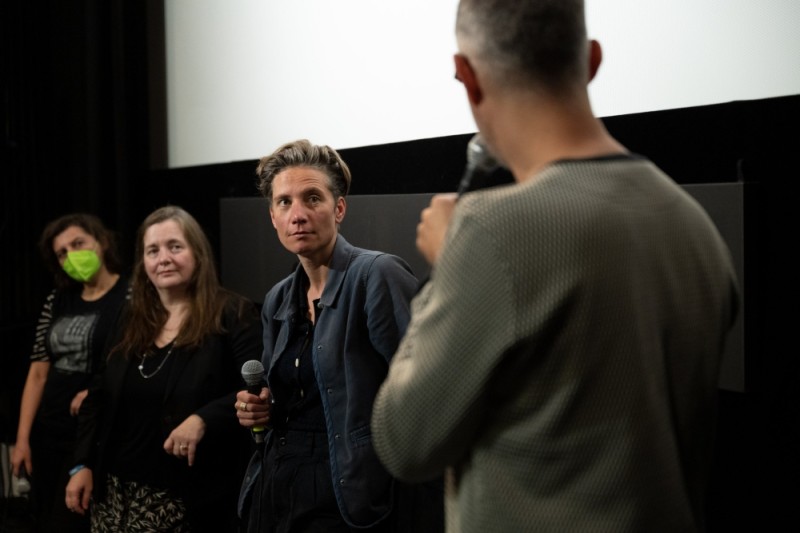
[493,90,627,182]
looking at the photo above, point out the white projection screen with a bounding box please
[165,0,800,169]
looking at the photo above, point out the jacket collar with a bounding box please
[273,234,354,322]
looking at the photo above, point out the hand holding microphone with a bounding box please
[417,134,500,265]
[237,360,271,443]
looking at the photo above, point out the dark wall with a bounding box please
[1,1,797,529]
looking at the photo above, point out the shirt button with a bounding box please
[334,433,340,440]
[327,388,333,395]
[339,478,345,485]
[279,437,287,446]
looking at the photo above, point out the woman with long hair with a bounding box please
[65,206,262,532]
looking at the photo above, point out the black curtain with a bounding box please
[1,0,164,441]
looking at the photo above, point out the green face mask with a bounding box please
[62,250,102,282]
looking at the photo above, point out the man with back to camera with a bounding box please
[371,1,739,532]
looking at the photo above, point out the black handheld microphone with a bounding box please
[457,133,500,195]
[241,360,267,443]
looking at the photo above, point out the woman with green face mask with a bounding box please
[11,213,128,533]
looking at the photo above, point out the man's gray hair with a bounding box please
[456,0,588,90]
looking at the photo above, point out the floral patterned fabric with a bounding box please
[91,474,189,532]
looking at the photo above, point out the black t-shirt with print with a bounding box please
[32,278,128,441]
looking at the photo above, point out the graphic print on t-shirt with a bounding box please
[49,313,98,373]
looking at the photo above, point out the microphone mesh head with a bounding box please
[241,360,265,386]
[466,133,499,172]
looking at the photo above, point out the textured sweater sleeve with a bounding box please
[371,198,517,482]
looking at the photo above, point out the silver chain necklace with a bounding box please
[138,342,175,379]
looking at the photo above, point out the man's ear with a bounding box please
[454,54,483,106]
[588,39,602,83]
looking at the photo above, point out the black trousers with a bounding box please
[244,429,443,533]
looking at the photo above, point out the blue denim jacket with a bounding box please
[240,235,417,528]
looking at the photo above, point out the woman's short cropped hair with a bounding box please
[256,139,351,204]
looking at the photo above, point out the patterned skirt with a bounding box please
[91,474,189,533]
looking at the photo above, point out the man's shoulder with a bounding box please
[460,156,675,214]
[456,173,567,225]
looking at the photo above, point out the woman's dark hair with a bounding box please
[38,213,122,288]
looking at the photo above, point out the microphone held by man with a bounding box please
[457,133,501,195]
